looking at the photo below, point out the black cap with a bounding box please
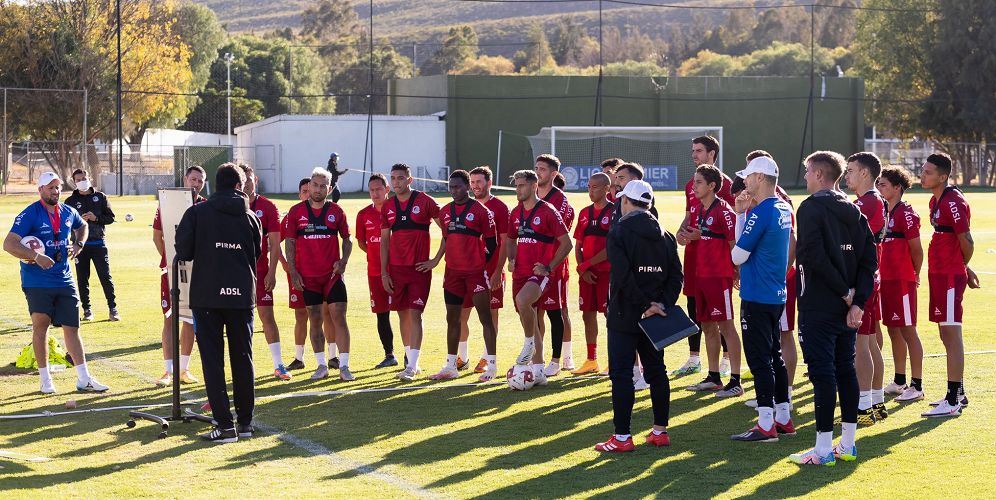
[730,175,746,195]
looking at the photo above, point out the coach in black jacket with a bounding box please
[596,180,683,452]
[175,163,262,443]
[66,168,118,321]
[792,151,877,465]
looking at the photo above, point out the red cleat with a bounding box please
[595,435,635,453]
[775,419,797,436]
[645,431,670,447]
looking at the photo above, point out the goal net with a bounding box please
[527,126,723,191]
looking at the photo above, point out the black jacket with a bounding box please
[175,189,262,309]
[65,189,114,242]
[606,209,683,334]
[796,189,877,317]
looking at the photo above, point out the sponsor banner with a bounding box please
[562,165,678,191]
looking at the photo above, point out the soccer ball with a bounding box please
[506,364,535,391]
[20,235,44,264]
[125,213,134,222]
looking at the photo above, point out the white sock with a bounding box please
[523,337,535,350]
[408,349,421,370]
[632,364,642,378]
[458,341,469,361]
[533,363,544,375]
[164,359,174,374]
[840,422,857,450]
[294,344,305,361]
[652,429,667,436]
[315,351,327,367]
[328,342,338,358]
[757,407,774,431]
[614,434,632,441]
[787,385,794,403]
[446,354,458,370]
[858,390,872,410]
[39,366,52,384]
[180,355,191,371]
[688,354,701,364]
[404,345,412,359]
[775,402,791,425]
[815,431,834,457]
[339,352,349,368]
[485,354,496,367]
[268,342,282,368]
[561,341,572,361]
[871,388,885,405]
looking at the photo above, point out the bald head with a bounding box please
[587,172,612,204]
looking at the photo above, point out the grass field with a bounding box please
[0,189,994,498]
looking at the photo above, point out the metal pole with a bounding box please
[412,42,417,78]
[495,129,503,182]
[82,89,88,170]
[2,89,6,195]
[810,9,815,151]
[116,0,123,196]
[225,52,233,145]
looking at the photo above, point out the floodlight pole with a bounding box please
[225,52,234,146]
[116,0,123,196]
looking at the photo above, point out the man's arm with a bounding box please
[333,236,352,275]
[851,218,878,310]
[958,231,974,266]
[69,222,89,259]
[505,235,517,273]
[416,234,445,272]
[909,237,923,277]
[656,232,684,307]
[98,196,115,225]
[548,233,573,270]
[4,232,53,268]
[263,232,280,291]
[795,202,850,298]
[174,208,196,262]
[154,229,166,259]
[284,237,304,291]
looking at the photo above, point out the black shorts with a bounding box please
[302,278,347,306]
[23,286,80,328]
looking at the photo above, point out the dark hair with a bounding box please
[368,172,388,187]
[590,172,611,185]
[616,162,645,180]
[693,135,720,158]
[629,198,650,210]
[695,164,722,194]
[185,165,206,178]
[746,150,772,162]
[880,166,912,192]
[600,158,624,172]
[510,169,538,184]
[71,168,86,179]
[469,166,493,182]
[449,169,470,185]
[216,164,245,191]
[390,163,412,175]
[235,163,254,178]
[805,151,845,182]
[535,154,561,171]
[553,172,565,189]
[730,176,746,195]
[298,177,311,189]
[926,153,952,176]
[847,152,882,179]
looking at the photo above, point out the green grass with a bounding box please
[0,189,994,498]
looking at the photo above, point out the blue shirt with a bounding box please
[11,201,84,288]
[735,197,792,304]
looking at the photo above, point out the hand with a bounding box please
[415,257,439,272]
[82,211,97,222]
[734,193,753,214]
[576,261,591,275]
[507,259,515,273]
[580,270,596,284]
[846,305,863,329]
[264,269,277,292]
[642,302,667,319]
[34,253,55,270]
[676,231,689,246]
[289,270,304,292]
[843,288,855,307]
[281,261,290,274]
[332,259,347,275]
[533,263,551,276]
[733,277,741,290]
[68,243,83,260]
[684,226,702,241]
[967,267,981,289]
[381,274,394,294]
[489,270,502,291]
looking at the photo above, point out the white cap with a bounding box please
[620,180,654,204]
[37,171,61,188]
[736,156,779,179]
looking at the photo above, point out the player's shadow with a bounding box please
[87,341,161,359]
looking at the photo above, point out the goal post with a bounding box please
[528,126,723,191]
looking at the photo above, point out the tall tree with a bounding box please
[329,37,413,114]
[420,25,479,76]
[516,23,556,73]
[551,17,592,67]
[299,0,361,43]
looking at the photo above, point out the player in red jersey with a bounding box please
[570,172,613,375]
[601,158,623,203]
[356,173,398,369]
[151,165,205,387]
[844,152,888,424]
[920,153,979,417]
[876,166,926,403]
[506,169,573,386]
[534,154,576,376]
[464,166,510,374]
[428,170,500,382]
[381,163,444,382]
[284,169,355,382]
[237,164,290,381]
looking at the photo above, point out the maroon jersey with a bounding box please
[855,189,888,242]
[282,201,350,278]
[683,174,734,293]
[928,186,971,275]
[381,190,440,267]
[441,200,496,272]
[355,203,384,276]
[881,200,920,282]
[483,195,510,275]
[685,175,735,212]
[573,202,614,273]
[509,200,568,280]
[250,195,281,268]
[153,194,205,268]
[695,198,736,278]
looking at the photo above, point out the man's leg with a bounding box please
[306,304,328,378]
[888,326,908,382]
[798,313,839,457]
[179,321,197,381]
[292,307,308,363]
[834,324,860,454]
[607,329,638,437]
[193,308,234,429]
[855,334,875,420]
[75,246,93,314]
[258,306,283,371]
[780,329,798,386]
[515,282,543,364]
[635,332,671,434]
[869,322,886,412]
[939,324,964,402]
[719,319,742,378]
[31,312,54,391]
[224,309,255,427]
[92,245,117,311]
[473,291,498,380]
[329,300,352,379]
[431,298,463,380]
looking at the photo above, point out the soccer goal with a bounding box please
[527,126,723,191]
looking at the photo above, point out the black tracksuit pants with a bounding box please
[741,301,790,409]
[75,244,117,310]
[799,310,859,432]
[608,329,670,435]
[193,308,255,429]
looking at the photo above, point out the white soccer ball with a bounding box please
[125,213,134,222]
[506,364,535,391]
[20,235,45,263]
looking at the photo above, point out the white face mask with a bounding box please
[76,180,91,192]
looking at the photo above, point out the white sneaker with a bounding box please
[633,376,650,391]
[562,358,576,371]
[719,358,731,377]
[478,366,498,382]
[428,366,459,380]
[516,343,535,365]
[40,379,57,394]
[77,378,109,393]
[397,366,418,382]
[896,386,924,402]
[745,399,758,408]
[532,367,549,386]
[921,400,961,418]
[544,361,561,377]
[884,381,908,395]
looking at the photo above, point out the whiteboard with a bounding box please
[158,188,195,323]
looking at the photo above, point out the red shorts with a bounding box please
[858,280,882,335]
[694,277,734,322]
[444,268,490,307]
[256,262,273,307]
[881,279,917,327]
[389,264,431,311]
[367,275,391,313]
[779,267,797,331]
[928,273,967,325]
[287,274,304,309]
[578,269,609,313]
[302,273,347,306]
[512,275,562,312]
[487,272,505,310]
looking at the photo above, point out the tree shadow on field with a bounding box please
[87,342,160,359]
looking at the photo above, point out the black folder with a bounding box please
[638,305,699,351]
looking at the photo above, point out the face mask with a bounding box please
[76,180,91,191]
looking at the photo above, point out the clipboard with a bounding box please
[638,305,699,351]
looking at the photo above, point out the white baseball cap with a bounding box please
[620,180,654,204]
[736,156,779,179]
[37,171,62,188]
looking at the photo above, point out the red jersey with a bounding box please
[250,195,281,268]
[381,190,440,267]
[685,175,735,212]
[482,195,510,274]
[542,186,575,229]
[928,186,971,275]
[573,202,614,273]
[441,200,496,272]
[509,200,568,280]
[855,189,888,242]
[153,194,205,268]
[356,203,384,276]
[881,200,920,281]
[683,174,735,293]
[282,201,350,278]
[695,198,736,278]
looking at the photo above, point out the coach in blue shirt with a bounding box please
[4,171,110,395]
[728,156,794,443]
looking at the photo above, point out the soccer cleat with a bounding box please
[533,368,549,386]
[832,443,857,462]
[375,356,398,369]
[478,366,498,382]
[543,361,561,377]
[237,424,254,438]
[884,381,907,395]
[329,357,340,370]
[929,395,968,407]
[571,359,600,375]
[339,366,355,381]
[428,366,459,380]
[687,378,723,391]
[397,366,418,382]
[670,358,701,377]
[745,399,758,408]
[922,400,962,418]
[515,343,535,365]
[775,420,797,436]
[77,378,109,393]
[179,370,199,384]
[646,431,671,447]
[200,402,212,413]
[731,425,779,443]
[633,375,650,391]
[456,357,470,371]
[473,358,488,373]
[599,366,610,376]
[109,308,121,321]
[155,372,173,387]
[789,449,836,467]
[857,408,877,426]
[200,427,238,444]
[273,364,292,381]
[715,384,744,398]
[896,386,925,402]
[719,358,731,377]
[595,435,635,453]
[310,364,329,380]
[562,358,576,371]
[873,402,888,420]
[82,309,94,321]
[40,379,57,394]
[740,369,753,381]
[286,358,306,370]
